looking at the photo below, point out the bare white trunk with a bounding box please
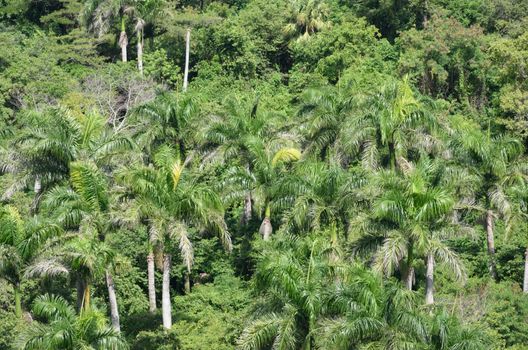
[425,253,434,305]
[162,254,172,329]
[34,177,41,194]
[137,30,143,75]
[106,271,120,332]
[182,28,190,92]
[119,31,128,63]
[147,251,156,312]
[523,247,528,293]
[241,192,252,225]
[486,210,498,281]
[184,271,191,294]
[259,217,272,241]
[405,267,414,290]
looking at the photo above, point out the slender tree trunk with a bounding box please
[137,28,143,75]
[523,247,528,293]
[147,250,157,312]
[119,17,128,63]
[182,28,190,92]
[31,177,42,214]
[405,266,414,290]
[184,271,191,294]
[241,192,252,225]
[162,254,172,329]
[403,242,414,290]
[76,278,84,312]
[83,282,91,312]
[259,203,272,240]
[422,0,429,28]
[388,141,396,171]
[34,177,41,194]
[425,253,434,305]
[14,283,22,318]
[106,271,121,332]
[486,210,498,281]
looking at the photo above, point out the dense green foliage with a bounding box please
[1,0,528,348]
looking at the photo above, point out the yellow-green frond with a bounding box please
[271,148,301,168]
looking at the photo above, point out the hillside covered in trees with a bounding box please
[1,0,528,348]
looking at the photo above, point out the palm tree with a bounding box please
[198,95,287,226]
[283,0,330,41]
[119,145,231,329]
[319,280,429,349]
[278,160,367,234]
[29,235,115,314]
[299,77,434,170]
[36,160,123,331]
[132,92,197,158]
[237,233,347,349]
[429,307,492,349]
[1,107,133,208]
[500,167,528,292]
[17,294,127,350]
[354,158,466,299]
[0,206,63,317]
[129,93,197,313]
[129,0,162,74]
[83,0,133,62]
[223,138,301,240]
[297,85,358,164]
[450,116,526,281]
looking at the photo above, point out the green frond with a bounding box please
[237,314,281,350]
[69,161,108,213]
[271,148,301,168]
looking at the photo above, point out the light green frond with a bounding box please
[271,148,301,168]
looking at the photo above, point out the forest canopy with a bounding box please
[1,0,528,349]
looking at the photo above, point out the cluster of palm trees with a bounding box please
[238,233,490,349]
[1,73,527,349]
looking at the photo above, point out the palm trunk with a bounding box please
[76,278,84,312]
[425,253,434,305]
[34,177,41,194]
[162,254,172,329]
[422,0,429,28]
[402,241,414,290]
[184,271,191,294]
[14,283,22,318]
[388,141,396,171]
[523,247,528,293]
[83,281,91,312]
[486,210,498,281]
[137,28,143,75]
[241,192,252,225]
[259,203,272,240]
[182,28,190,92]
[106,271,121,332]
[147,250,157,312]
[119,17,128,63]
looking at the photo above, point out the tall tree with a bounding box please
[120,145,231,328]
[0,206,62,317]
[354,158,466,297]
[451,116,526,281]
[223,138,301,240]
[130,0,162,74]
[34,160,123,331]
[83,0,130,62]
[198,95,285,226]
